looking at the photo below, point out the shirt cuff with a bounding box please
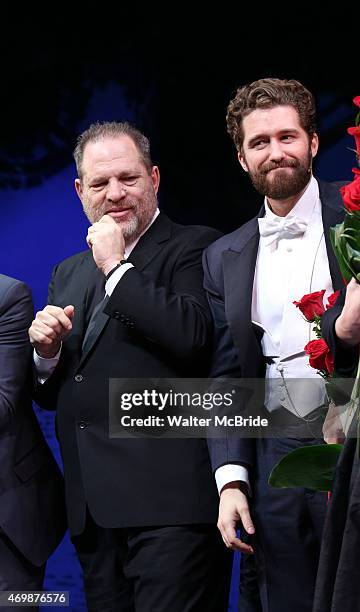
[105,263,134,296]
[33,346,62,384]
[215,464,250,495]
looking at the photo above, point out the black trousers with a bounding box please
[73,511,232,612]
[253,436,328,612]
[0,527,45,612]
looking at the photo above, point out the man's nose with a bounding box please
[107,179,126,202]
[268,139,285,162]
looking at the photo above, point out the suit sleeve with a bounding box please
[33,264,68,410]
[202,247,255,473]
[104,229,219,360]
[0,280,33,431]
[321,288,359,377]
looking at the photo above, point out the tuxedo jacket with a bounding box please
[203,179,346,474]
[0,274,66,566]
[35,213,221,536]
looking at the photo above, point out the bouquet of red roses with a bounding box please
[294,289,339,378]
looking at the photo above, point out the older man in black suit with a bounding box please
[0,274,65,594]
[28,121,230,612]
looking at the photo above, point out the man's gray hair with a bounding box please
[73,121,153,178]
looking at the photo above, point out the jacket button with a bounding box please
[78,421,87,429]
[114,311,120,319]
[74,374,83,383]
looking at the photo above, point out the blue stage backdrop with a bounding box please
[0,85,355,611]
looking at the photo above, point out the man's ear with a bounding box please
[238,151,248,173]
[151,166,160,194]
[75,178,83,200]
[310,132,319,159]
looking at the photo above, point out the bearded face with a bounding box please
[239,105,318,203]
[245,147,313,199]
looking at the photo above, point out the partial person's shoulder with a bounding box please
[204,216,259,262]
[169,219,222,245]
[317,178,347,209]
[0,274,31,299]
[0,274,32,313]
[53,250,91,275]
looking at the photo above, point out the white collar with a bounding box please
[263,176,319,224]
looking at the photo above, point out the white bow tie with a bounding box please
[258,215,308,248]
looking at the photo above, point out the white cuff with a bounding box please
[33,346,61,384]
[215,464,250,495]
[105,263,134,296]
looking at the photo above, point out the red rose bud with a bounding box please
[304,339,334,375]
[340,175,360,212]
[353,96,360,108]
[326,290,340,309]
[293,290,326,321]
[348,126,360,158]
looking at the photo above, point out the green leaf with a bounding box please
[330,225,353,283]
[268,444,342,492]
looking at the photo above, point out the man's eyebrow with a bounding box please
[247,128,299,147]
[89,176,107,184]
[247,133,268,147]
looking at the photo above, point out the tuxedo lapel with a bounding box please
[319,180,346,291]
[222,218,260,363]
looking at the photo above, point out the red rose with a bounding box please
[340,174,360,212]
[304,339,334,375]
[293,290,326,321]
[326,290,340,309]
[353,96,360,108]
[348,125,360,159]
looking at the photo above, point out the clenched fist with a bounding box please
[86,215,125,276]
[29,305,74,358]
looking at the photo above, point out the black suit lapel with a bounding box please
[70,254,107,367]
[127,213,172,271]
[78,213,172,367]
[62,253,99,358]
[319,180,346,291]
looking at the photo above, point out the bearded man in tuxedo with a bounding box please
[203,78,346,612]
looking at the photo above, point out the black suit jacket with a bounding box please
[0,274,66,566]
[35,213,222,536]
[203,179,346,474]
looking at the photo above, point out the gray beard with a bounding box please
[82,194,157,245]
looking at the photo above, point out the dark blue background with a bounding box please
[0,9,357,610]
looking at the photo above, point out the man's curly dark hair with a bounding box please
[226,78,317,152]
